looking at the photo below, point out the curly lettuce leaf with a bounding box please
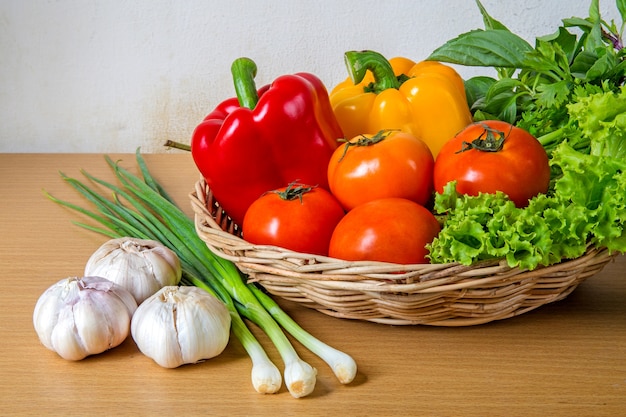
[428,184,559,270]
[428,142,626,270]
[567,85,626,159]
[551,141,626,252]
[426,0,626,270]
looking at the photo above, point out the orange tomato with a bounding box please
[327,130,434,211]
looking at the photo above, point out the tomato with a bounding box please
[327,130,434,211]
[434,120,550,207]
[242,183,345,256]
[328,198,440,264]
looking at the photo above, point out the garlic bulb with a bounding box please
[131,286,231,368]
[33,276,138,361]
[84,237,182,304]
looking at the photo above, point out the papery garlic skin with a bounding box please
[33,276,138,361]
[131,286,231,368]
[84,237,182,304]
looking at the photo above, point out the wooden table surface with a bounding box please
[1,153,625,417]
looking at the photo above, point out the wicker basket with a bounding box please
[190,178,616,326]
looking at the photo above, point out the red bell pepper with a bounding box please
[191,58,343,226]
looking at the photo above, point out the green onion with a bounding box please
[45,149,356,397]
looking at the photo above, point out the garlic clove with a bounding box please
[33,276,137,361]
[50,306,90,361]
[131,296,184,368]
[32,287,65,352]
[73,290,131,354]
[131,286,231,368]
[174,287,231,364]
[84,237,182,305]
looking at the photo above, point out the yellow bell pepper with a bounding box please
[330,50,473,157]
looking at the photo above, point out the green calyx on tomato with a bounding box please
[242,182,345,256]
[270,181,316,203]
[336,129,398,162]
[328,129,435,211]
[434,120,550,208]
[456,122,508,153]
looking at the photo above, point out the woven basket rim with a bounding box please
[189,177,616,326]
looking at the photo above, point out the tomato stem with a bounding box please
[456,123,508,153]
[337,130,397,162]
[271,181,316,203]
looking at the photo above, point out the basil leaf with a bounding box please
[618,0,626,23]
[484,94,520,124]
[562,17,593,31]
[475,0,509,31]
[428,29,533,68]
[537,27,579,62]
[464,76,496,109]
[584,49,617,81]
[584,0,605,51]
[570,50,599,78]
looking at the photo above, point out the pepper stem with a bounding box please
[344,50,400,93]
[231,57,260,110]
[164,140,191,152]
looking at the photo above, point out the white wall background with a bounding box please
[0,0,620,153]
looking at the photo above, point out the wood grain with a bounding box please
[1,153,625,416]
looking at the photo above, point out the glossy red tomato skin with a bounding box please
[328,198,441,264]
[433,120,550,207]
[242,185,345,256]
[327,131,435,211]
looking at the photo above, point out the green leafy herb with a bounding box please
[428,86,626,269]
[430,0,625,134]
[427,0,626,269]
[428,29,533,69]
